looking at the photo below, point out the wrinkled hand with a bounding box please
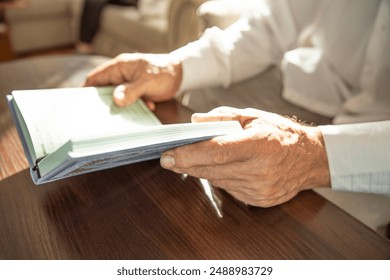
[160,107,331,207]
[84,53,182,110]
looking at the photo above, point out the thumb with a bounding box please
[191,106,241,123]
[113,82,145,107]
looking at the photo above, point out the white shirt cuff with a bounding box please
[319,121,390,194]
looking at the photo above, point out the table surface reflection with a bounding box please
[0,55,389,260]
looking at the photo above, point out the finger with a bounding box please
[223,188,286,208]
[144,100,156,111]
[113,82,146,107]
[84,60,118,87]
[160,132,253,169]
[84,55,140,87]
[169,162,250,182]
[210,179,257,194]
[191,107,241,123]
[191,107,267,129]
[222,189,257,205]
[222,189,274,207]
[210,179,283,200]
[217,181,301,207]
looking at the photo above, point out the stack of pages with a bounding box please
[7,87,242,184]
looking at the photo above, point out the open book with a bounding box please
[7,87,242,184]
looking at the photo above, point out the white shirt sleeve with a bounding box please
[170,0,304,92]
[172,0,390,124]
[319,121,390,194]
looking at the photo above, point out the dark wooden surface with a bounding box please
[0,55,389,260]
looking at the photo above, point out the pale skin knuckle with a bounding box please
[174,165,214,180]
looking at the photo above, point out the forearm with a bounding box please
[170,3,292,92]
[170,0,324,93]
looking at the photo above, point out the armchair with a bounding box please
[5,0,207,56]
[92,0,208,57]
[5,0,83,54]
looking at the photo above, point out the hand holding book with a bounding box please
[161,106,331,208]
[84,53,183,110]
[7,87,242,184]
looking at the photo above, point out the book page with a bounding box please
[12,87,161,161]
[37,121,243,183]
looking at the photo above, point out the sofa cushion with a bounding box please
[100,5,168,50]
[5,0,71,21]
[9,18,74,53]
[138,0,172,18]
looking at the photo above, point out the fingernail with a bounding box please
[114,90,125,100]
[160,154,175,169]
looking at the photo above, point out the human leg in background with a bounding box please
[76,0,138,54]
[77,0,108,53]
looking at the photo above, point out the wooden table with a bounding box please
[0,55,389,260]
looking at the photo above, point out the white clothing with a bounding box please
[320,121,390,194]
[170,0,390,194]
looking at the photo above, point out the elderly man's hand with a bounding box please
[160,107,331,207]
[84,53,182,110]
